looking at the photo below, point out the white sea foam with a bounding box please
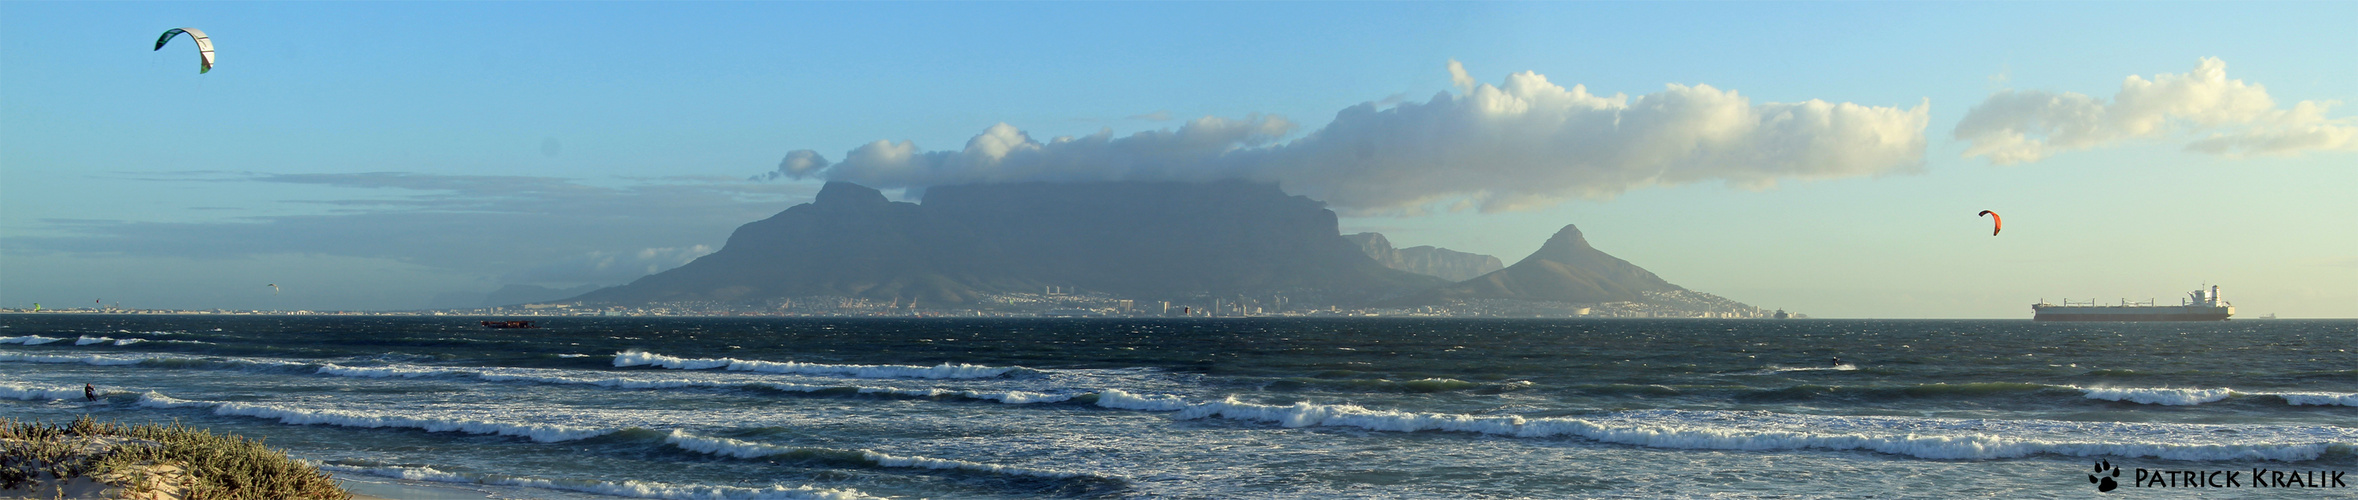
[943,389,1072,404]
[0,351,312,370]
[133,391,200,407]
[1,335,65,345]
[614,350,1019,379]
[320,464,872,500]
[1095,389,1189,411]
[308,363,1082,406]
[13,350,1117,408]
[0,351,149,365]
[2270,392,2358,407]
[316,364,462,378]
[663,430,1104,480]
[0,382,108,401]
[1750,364,1859,374]
[65,336,149,346]
[2077,386,2235,405]
[2067,385,2358,407]
[135,392,612,442]
[1154,396,2357,462]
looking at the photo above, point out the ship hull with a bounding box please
[2032,312,2231,322]
[2032,305,2232,322]
[2033,286,2233,321]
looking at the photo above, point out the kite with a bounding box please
[154,28,216,74]
[1979,210,2002,236]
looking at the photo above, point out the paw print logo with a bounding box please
[2090,459,2121,492]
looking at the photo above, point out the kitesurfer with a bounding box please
[84,383,96,402]
[1831,357,1842,367]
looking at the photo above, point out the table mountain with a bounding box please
[567,181,1446,306]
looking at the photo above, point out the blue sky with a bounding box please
[3,2,2353,317]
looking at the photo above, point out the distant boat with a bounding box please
[480,320,539,329]
[2032,286,2232,322]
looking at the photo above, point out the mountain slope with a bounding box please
[1344,233,1505,282]
[1418,224,1682,303]
[568,181,1445,306]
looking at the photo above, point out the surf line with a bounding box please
[612,350,1027,380]
[135,391,614,443]
[318,463,875,500]
[1087,390,2356,462]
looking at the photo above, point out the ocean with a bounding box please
[3,315,2353,498]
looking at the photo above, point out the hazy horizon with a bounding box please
[4,2,2353,318]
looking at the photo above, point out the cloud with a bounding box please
[767,60,1930,212]
[503,245,715,285]
[8,173,811,285]
[756,150,832,181]
[803,116,1297,188]
[1955,58,2358,164]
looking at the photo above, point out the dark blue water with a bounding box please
[5,315,2353,498]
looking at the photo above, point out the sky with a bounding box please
[2,2,2353,317]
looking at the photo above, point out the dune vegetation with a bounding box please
[1,416,352,500]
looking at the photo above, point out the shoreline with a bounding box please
[334,475,484,500]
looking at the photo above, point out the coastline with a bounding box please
[333,476,481,500]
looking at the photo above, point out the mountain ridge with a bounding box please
[568,181,1445,306]
[1392,224,1687,305]
[1343,232,1505,282]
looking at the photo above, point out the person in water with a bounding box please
[84,383,96,402]
[1831,357,1843,367]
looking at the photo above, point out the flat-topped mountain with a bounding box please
[567,181,1445,306]
[1344,233,1505,282]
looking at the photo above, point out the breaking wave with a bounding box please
[1094,389,1189,411]
[309,362,1081,405]
[0,382,123,401]
[2274,392,2358,407]
[2077,386,2234,406]
[2073,386,2358,407]
[1745,364,1858,375]
[663,430,1112,481]
[70,336,147,346]
[1,335,65,345]
[1138,396,2357,462]
[136,392,613,442]
[319,463,871,500]
[0,351,323,371]
[613,350,1027,379]
[0,351,151,366]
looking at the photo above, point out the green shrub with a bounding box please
[1,416,353,499]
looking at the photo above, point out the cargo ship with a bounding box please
[2032,286,2232,321]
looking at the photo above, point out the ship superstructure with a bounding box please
[2032,286,2233,321]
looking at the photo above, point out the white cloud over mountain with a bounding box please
[1955,57,2358,164]
[765,61,1931,212]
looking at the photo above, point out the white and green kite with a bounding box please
[154,27,215,74]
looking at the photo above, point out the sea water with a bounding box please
[2,316,2352,498]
